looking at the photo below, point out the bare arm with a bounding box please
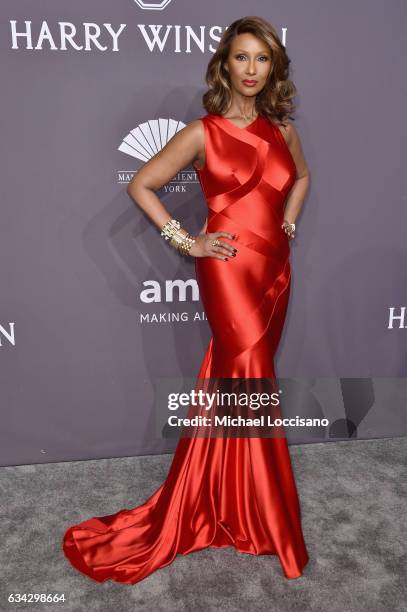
[126,120,204,231]
[278,121,310,230]
[126,120,234,260]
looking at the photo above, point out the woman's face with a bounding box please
[224,32,272,98]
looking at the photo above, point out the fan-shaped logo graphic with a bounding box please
[118,118,186,162]
[133,0,174,10]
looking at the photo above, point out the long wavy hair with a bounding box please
[202,16,297,125]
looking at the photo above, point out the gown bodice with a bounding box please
[193,113,298,379]
[194,113,296,246]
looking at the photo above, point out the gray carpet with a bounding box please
[1,437,406,612]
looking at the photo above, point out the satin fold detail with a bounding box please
[62,113,309,584]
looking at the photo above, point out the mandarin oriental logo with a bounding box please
[118,118,186,161]
[117,117,198,190]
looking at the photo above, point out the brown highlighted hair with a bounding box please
[202,16,297,125]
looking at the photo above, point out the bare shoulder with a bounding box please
[177,118,204,133]
[271,118,299,146]
[186,118,205,139]
[150,118,204,164]
[184,119,205,169]
[171,118,204,149]
[169,118,203,141]
[270,117,308,177]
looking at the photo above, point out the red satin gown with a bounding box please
[62,112,309,583]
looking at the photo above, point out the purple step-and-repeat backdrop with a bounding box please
[1,1,406,466]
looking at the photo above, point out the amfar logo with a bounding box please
[117,117,199,190]
[140,279,199,303]
[139,279,208,324]
[388,307,407,328]
[133,0,174,9]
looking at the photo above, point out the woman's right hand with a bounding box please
[189,231,237,261]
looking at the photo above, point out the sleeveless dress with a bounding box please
[62,113,309,583]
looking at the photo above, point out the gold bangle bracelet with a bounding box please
[160,218,196,256]
[170,229,196,256]
[160,218,181,241]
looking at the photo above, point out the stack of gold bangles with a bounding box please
[160,217,196,256]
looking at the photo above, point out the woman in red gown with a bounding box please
[63,16,310,583]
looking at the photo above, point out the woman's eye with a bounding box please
[235,55,269,61]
